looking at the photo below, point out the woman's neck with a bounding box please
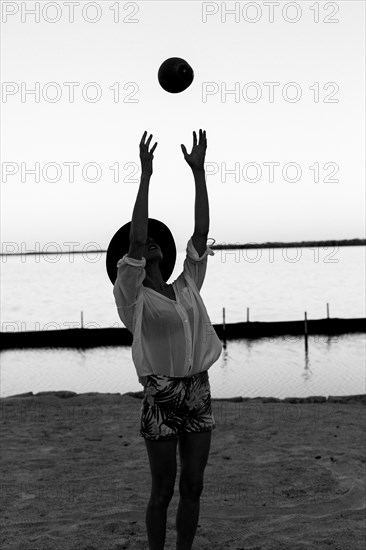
[143,272,167,290]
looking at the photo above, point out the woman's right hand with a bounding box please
[140,131,157,176]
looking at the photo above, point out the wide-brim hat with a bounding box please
[106,218,176,285]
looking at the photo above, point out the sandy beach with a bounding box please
[1,390,365,550]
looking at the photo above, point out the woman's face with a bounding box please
[143,236,163,262]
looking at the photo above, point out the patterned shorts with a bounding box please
[139,370,216,441]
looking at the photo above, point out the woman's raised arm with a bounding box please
[129,131,157,244]
[181,129,209,256]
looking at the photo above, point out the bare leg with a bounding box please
[144,437,179,550]
[176,431,212,550]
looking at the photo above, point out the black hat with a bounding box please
[106,218,176,285]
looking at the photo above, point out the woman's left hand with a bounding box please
[181,129,207,171]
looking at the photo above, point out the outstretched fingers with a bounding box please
[192,129,207,150]
[140,131,157,154]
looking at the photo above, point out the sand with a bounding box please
[1,391,365,550]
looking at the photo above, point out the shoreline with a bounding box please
[1,317,365,351]
[1,390,365,404]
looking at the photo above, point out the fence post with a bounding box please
[222,307,227,346]
[81,311,84,329]
[326,302,330,319]
[247,307,250,322]
[304,311,308,351]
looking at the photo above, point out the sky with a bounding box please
[1,0,365,254]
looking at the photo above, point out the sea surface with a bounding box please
[1,245,365,398]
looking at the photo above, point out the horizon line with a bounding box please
[0,238,365,256]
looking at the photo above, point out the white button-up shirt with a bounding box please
[113,237,223,381]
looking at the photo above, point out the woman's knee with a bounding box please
[149,485,175,508]
[179,476,204,501]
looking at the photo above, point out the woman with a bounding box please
[111,129,223,550]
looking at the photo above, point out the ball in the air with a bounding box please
[158,57,194,93]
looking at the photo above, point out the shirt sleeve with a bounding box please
[113,254,146,333]
[180,237,215,292]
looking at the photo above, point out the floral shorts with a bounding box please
[139,370,216,441]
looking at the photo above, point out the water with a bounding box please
[0,334,365,399]
[1,246,365,398]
